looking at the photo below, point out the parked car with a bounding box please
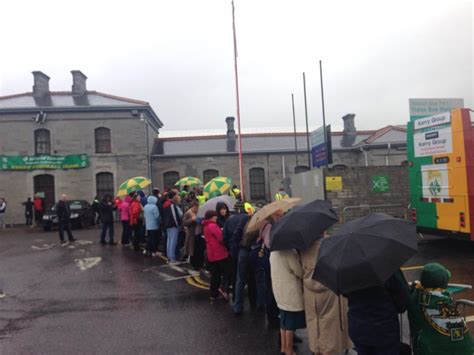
[42,200,95,231]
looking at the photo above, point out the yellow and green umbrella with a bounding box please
[175,176,202,188]
[117,176,151,197]
[204,176,232,199]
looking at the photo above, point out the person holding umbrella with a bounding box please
[313,213,416,355]
[270,200,353,355]
[269,240,305,355]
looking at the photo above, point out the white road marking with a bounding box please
[75,257,102,271]
[67,245,76,249]
[31,243,56,251]
[75,240,93,246]
[0,292,6,299]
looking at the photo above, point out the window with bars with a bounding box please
[96,172,114,199]
[203,169,219,184]
[95,127,111,153]
[249,167,266,200]
[163,171,180,189]
[34,129,51,155]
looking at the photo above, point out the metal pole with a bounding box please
[291,93,299,167]
[319,60,328,166]
[232,0,245,201]
[303,72,311,168]
[145,117,152,193]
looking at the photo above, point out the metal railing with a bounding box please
[340,203,408,223]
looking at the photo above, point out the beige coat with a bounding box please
[270,249,304,312]
[300,240,353,355]
[182,209,201,256]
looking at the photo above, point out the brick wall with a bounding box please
[325,166,409,222]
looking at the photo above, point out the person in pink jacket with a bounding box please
[118,195,132,246]
[203,210,232,301]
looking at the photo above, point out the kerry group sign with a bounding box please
[413,112,452,157]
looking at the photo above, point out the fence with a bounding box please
[340,203,409,223]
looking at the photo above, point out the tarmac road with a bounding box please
[0,226,284,354]
[1,225,474,354]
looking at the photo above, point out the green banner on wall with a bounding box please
[0,154,89,170]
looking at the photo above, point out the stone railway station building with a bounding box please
[0,70,407,224]
[0,71,162,224]
[151,115,407,203]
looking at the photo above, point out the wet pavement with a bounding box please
[1,225,474,354]
[0,225,284,354]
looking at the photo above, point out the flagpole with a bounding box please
[303,72,311,167]
[291,93,299,167]
[319,60,328,167]
[231,0,245,201]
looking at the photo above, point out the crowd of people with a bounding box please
[11,183,474,355]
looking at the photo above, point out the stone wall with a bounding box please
[0,111,154,225]
[324,166,409,222]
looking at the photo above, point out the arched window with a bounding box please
[34,129,51,155]
[95,127,111,153]
[294,165,310,174]
[96,172,114,199]
[33,174,55,208]
[203,169,219,184]
[163,171,180,189]
[249,167,266,200]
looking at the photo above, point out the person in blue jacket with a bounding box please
[144,195,160,257]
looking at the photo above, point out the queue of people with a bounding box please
[22,183,474,355]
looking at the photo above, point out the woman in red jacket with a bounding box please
[129,194,144,252]
[203,210,232,301]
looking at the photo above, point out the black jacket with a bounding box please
[98,201,115,224]
[56,201,71,222]
[23,200,34,215]
[345,270,410,347]
[162,200,182,229]
[223,214,249,258]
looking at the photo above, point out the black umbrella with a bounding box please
[269,200,338,251]
[313,213,417,295]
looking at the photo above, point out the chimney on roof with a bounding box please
[32,71,50,98]
[226,116,236,152]
[341,113,357,147]
[71,70,87,96]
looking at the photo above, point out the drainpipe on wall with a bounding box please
[360,147,369,167]
[282,155,286,179]
[385,143,391,166]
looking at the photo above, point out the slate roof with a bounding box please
[0,91,163,128]
[153,126,407,156]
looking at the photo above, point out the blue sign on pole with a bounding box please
[311,125,332,168]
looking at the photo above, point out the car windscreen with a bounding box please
[69,201,83,210]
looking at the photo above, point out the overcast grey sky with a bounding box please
[0,0,472,133]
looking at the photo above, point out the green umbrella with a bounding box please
[203,176,232,199]
[175,176,202,188]
[117,176,151,197]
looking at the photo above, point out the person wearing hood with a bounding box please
[118,196,132,246]
[345,269,410,355]
[408,263,474,355]
[144,195,161,257]
[203,210,232,301]
[98,194,116,245]
[216,202,230,229]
